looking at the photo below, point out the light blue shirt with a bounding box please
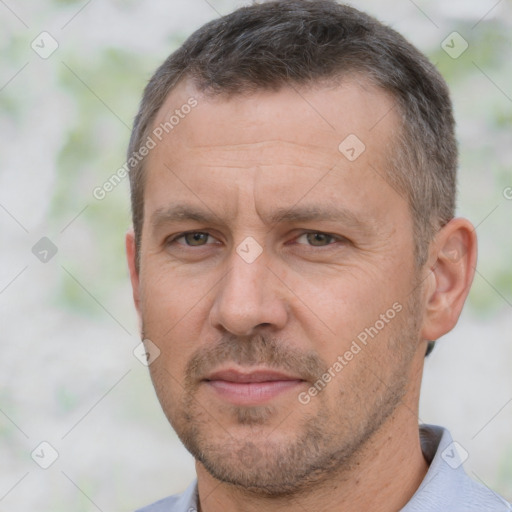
[136,425,511,512]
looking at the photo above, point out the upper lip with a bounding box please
[204,368,304,383]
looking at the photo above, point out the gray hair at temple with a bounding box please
[127,0,457,277]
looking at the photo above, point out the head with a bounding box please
[126,0,476,497]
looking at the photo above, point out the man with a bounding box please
[125,1,511,510]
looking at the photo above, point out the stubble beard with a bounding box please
[145,290,422,497]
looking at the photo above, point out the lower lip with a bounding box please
[205,380,304,405]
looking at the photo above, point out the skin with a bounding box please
[126,78,477,512]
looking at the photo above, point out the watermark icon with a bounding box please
[31,441,59,469]
[503,186,512,200]
[133,339,161,366]
[441,441,469,469]
[338,134,366,161]
[236,236,263,263]
[298,301,403,405]
[32,237,58,263]
[31,31,59,59]
[441,32,468,59]
[93,97,198,200]
[440,236,468,264]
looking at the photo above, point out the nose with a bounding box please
[209,247,289,337]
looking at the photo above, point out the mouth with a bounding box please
[202,368,306,406]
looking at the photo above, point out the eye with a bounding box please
[295,232,340,247]
[171,231,216,246]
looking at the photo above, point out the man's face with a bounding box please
[128,79,428,494]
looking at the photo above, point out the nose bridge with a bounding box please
[210,246,287,336]
[227,254,266,306]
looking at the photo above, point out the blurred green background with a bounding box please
[1,1,511,510]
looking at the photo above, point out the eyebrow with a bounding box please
[150,204,221,231]
[267,205,371,230]
[150,203,375,234]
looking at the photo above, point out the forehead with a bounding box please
[142,78,406,229]
[150,77,398,163]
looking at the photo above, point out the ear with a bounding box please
[420,218,477,341]
[125,228,142,319]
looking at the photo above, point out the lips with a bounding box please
[203,368,305,405]
[205,368,303,383]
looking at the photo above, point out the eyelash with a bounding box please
[167,231,346,248]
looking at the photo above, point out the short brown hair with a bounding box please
[128,0,457,269]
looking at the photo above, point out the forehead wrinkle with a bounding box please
[184,139,339,167]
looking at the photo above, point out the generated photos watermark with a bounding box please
[93,97,198,200]
[298,301,403,405]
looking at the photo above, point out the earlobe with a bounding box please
[420,218,477,342]
[125,228,141,317]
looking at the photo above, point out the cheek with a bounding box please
[140,262,207,326]
[291,273,413,380]
[139,270,209,371]
[290,271,391,336]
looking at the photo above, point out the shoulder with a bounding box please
[404,425,512,512]
[135,495,181,512]
[134,480,198,512]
